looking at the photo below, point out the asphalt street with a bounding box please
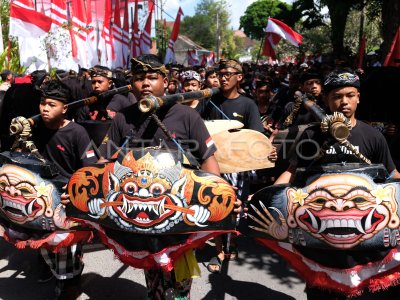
[0,234,306,300]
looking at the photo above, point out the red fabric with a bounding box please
[256,238,400,297]
[265,17,303,46]
[10,2,52,36]
[384,26,400,67]
[80,219,237,272]
[262,33,279,60]
[14,75,32,84]
[50,0,68,27]
[131,0,141,57]
[138,2,153,54]
[357,36,366,69]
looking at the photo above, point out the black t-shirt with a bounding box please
[74,93,132,122]
[290,120,396,173]
[203,94,264,132]
[99,103,217,163]
[32,121,98,177]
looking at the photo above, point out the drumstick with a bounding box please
[99,201,195,215]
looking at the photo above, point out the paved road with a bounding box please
[0,235,306,300]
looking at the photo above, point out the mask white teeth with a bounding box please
[305,208,318,231]
[318,219,327,233]
[158,197,166,215]
[364,208,375,231]
[355,219,366,234]
[26,199,37,216]
[122,196,128,213]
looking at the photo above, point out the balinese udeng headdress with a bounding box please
[324,69,360,94]
[89,66,113,79]
[180,70,201,83]
[40,80,71,103]
[218,59,243,73]
[131,56,169,77]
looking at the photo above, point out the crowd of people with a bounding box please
[0,54,400,300]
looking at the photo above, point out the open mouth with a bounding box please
[112,194,180,228]
[0,194,42,223]
[299,207,384,243]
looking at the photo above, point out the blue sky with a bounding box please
[162,0,294,30]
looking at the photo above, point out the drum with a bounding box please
[0,151,92,251]
[248,163,399,250]
[66,148,237,270]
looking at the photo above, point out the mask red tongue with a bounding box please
[137,212,150,219]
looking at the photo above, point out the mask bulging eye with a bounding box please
[123,182,138,195]
[149,183,165,196]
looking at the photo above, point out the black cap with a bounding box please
[131,54,168,77]
[300,70,322,84]
[40,80,71,103]
[324,69,360,94]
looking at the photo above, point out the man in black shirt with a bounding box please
[274,69,400,299]
[74,65,131,122]
[99,54,237,299]
[32,80,97,299]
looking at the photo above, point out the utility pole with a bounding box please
[216,11,221,61]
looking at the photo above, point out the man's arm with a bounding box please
[274,165,296,185]
[200,155,220,175]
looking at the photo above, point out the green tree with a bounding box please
[180,0,232,59]
[239,0,295,40]
[0,0,25,73]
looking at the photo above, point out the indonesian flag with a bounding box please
[383,26,400,67]
[139,3,154,55]
[86,0,98,67]
[262,17,303,59]
[10,0,51,72]
[357,36,366,69]
[164,7,184,65]
[70,0,89,68]
[187,49,199,66]
[99,0,114,68]
[9,0,52,38]
[111,0,124,68]
[50,0,68,27]
[121,0,130,66]
[206,52,216,66]
[131,0,141,58]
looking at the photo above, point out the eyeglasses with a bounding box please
[217,72,240,79]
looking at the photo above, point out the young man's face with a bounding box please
[40,98,67,125]
[91,76,112,94]
[255,84,272,103]
[131,72,168,98]
[206,72,220,88]
[302,78,322,98]
[182,79,201,92]
[325,86,360,119]
[167,80,178,94]
[218,67,242,91]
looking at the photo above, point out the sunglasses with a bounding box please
[217,72,240,79]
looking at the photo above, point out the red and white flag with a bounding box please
[10,0,51,72]
[99,0,114,68]
[262,17,303,59]
[139,3,154,55]
[357,36,366,69]
[131,0,141,58]
[9,0,52,38]
[70,0,89,68]
[121,0,130,66]
[164,7,184,65]
[187,49,199,66]
[111,0,124,68]
[85,0,98,67]
[383,26,400,67]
